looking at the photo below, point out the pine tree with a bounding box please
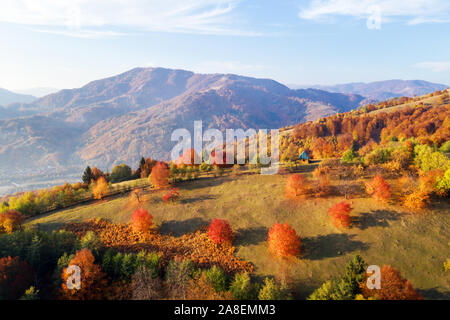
[82,166,93,184]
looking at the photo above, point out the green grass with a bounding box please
[25,172,450,299]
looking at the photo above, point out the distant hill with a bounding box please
[291,80,448,101]
[15,87,60,97]
[0,67,367,175]
[0,87,36,105]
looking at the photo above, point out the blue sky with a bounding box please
[1,0,450,91]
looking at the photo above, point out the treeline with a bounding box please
[281,102,449,161]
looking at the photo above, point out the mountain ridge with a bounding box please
[290,79,448,101]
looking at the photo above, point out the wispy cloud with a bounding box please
[299,0,450,25]
[0,0,258,37]
[414,61,450,72]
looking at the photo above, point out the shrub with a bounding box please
[230,272,258,300]
[403,190,430,210]
[130,208,153,233]
[328,202,353,229]
[92,176,109,200]
[0,256,33,300]
[439,141,450,153]
[285,174,309,199]
[365,175,391,202]
[232,164,241,175]
[80,231,102,256]
[20,286,40,300]
[436,168,450,194]
[444,259,450,271]
[162,188,179,203]
[205,265,228,292]
[150,162,170,189]
[267,223,301,257]
[207,219,234,245]
[341,148,358,164]
[258,278,292,300]
[0,209,24,234]
[199,162,212,172]
[213,165,224,177]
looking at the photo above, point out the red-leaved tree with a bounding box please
[207,219,234,245]
[328,201,353,228]
[60,249,106,300]
[362,265,423,300]
[267,223,301,257]
[365,175,391,202]
[130,208,153,233]
[150,162,170,189]
[0,256,33,300]
[285,174,310,199]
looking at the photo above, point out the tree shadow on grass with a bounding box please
[417,287,450,300]
[178,176,231,190]
[180,194,217,204]
[30,222,67,233]
[159,217,208,237]
[234,226,268,246]
[353,210,400,230]
[302,233,369,260]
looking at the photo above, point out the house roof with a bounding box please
[299,151,309,160]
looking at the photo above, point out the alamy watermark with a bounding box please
[66,265,81,290]
[170,121,280,175]
[366,265,381,290]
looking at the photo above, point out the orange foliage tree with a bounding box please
[207,219,234,245]
[92,176,109,200]
[365,175,391,202]
[267,223,301,257]
[328,201,353,228]
[150,162,170,188]
[362,265,422,300]
[0,210,25,234]
[285,174,310,199]
[130,208,153,233]
[61,249,106,300]
[0,256,33,300]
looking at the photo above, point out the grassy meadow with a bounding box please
[25,170,450,299]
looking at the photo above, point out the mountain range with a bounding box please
[0,67,368,175]
[291,79,448,101]
[0,68,447,192]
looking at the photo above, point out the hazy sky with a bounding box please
[1,0,450,91]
